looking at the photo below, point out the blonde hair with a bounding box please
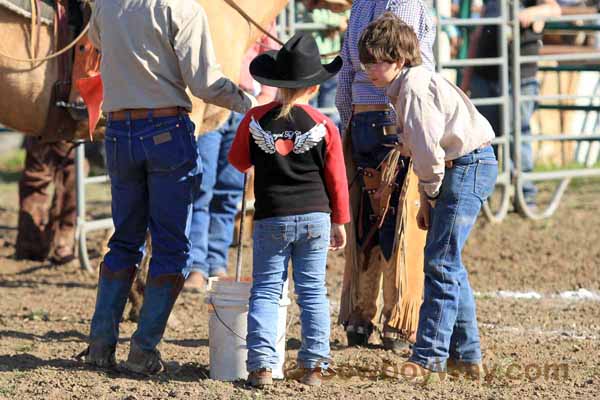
[276,86,317,120]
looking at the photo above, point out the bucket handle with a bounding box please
[210,298,292,345]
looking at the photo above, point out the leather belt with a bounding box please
[353,104,391,114]
[108,107,187,121]
[446,142,493,168]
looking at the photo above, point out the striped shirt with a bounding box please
[335,0,436,130]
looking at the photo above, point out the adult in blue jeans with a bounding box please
[82,0,255,375]
[183,112,245,288]
[462,0,561,207]
[183,27,278,291]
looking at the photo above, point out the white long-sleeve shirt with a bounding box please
[89,0,254,113]
[386,66,495,198]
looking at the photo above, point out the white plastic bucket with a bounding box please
[205,277,290,381]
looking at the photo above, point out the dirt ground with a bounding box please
[0,157,599,399]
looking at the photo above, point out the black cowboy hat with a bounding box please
[250,32,343,89]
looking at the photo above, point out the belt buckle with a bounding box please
[383,125,396,136]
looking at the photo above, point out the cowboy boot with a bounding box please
[247,368,273,388]
[381,324,411,355]
[124,273,185,375]
[80,262,136,368]
[345,316,374,347]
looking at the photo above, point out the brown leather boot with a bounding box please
[247,368,273,387]
[49,236,75,265]
[447,359,484,380]
[381,325,411,355]
[183,271,207,293]
[300,367,324,386]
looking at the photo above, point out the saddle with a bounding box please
[39,0,101,142]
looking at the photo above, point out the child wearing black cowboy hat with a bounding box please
[228,33,350,387]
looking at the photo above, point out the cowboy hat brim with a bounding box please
[250,51,343,89]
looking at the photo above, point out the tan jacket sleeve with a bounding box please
[171,4,255,113]
[401,91,446,198]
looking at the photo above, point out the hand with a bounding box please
[329,223,347,251]
[416,201,431,231]
[339,17,348,33]
[518,8,536,28]
[416,192,432,230]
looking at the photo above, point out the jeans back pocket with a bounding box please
[306,221,331,250]
[254,223,289,253]
[473,159,498,201]
[140,124,196,173]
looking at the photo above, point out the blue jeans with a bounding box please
[310,78,341,130]
[247,212,331,371]
[470,74,538,204]
[184,112,244,278]
[103,113,201,277]
[410,146,498,372]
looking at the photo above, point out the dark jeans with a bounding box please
[103,113,201,277]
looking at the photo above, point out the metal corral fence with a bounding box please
[434,0,600,221]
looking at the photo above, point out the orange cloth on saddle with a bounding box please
[72,34,102,139]
[76,74,103,140]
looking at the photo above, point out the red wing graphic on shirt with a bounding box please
[249,116,327,156]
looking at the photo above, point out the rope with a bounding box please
[223,0,284,46]
[30,0,37,59]
[381,148,402,186]
[223,0,339,59]
[209,297,293,345]
[0,22,90,63]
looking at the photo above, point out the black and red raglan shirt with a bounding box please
[228,102,350,225]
